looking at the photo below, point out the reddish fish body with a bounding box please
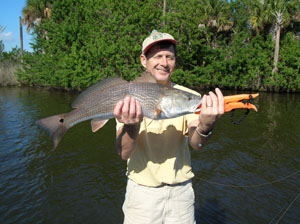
[36,72,202,149]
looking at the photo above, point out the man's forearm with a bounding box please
[188,120,214,151]
[116,124,140,160]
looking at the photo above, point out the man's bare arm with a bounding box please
[188,88,224,150]
[114,96,143,160]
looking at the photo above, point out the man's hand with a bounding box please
[114,96,143,125]
[198,88,224,132]
[114,96,143,160]
[188,88,224,150]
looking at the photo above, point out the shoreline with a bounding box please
[1,61,299,93]
[0,60,20,87]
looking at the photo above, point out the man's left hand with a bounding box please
[198,88,224,132]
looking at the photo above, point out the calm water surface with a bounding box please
[0,87,299,224]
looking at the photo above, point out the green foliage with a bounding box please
[274,33,300,91]
[18,0,300,92]
[1,47,22,62]
[19,0,163,90]
[0,41,3,60]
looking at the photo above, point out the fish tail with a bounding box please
[36,114,69,150]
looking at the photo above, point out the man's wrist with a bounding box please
[123,123,140,135]
[196,121,214,137]
[195,126,213,138]
[123,123,141,128]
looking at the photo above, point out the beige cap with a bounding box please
[142,30,177,54]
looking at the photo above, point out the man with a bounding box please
[114,30,224,224]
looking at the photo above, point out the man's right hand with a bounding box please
[114,96,143,125]
[114,96,143,160]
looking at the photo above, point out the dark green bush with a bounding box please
[18,0,300,92]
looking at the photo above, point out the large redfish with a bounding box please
[36,72,202,149]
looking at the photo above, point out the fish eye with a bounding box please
[188,96,191,101]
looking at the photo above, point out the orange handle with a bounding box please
[224,102,258,112]
[224,93,259,104]
[224,93,259,112]
[196,93,259,113]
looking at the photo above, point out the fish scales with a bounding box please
[64,82,165,127]
[129,83,166,117]
[72,77,127,108]
[66,87,129,127]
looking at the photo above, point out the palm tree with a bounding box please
[162,0,166,28]
[198,0,233,47]
[247,0,273,35]
[22,0,52,54]
[247,0,300,74]
[270,0,299,73]
[199,0,233,31]
[272,10,284,74]
[19,16,23,58]
[22,0,52,33]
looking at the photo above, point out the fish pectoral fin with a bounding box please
[91,119,109,132]
[154,109,162,119]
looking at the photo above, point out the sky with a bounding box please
[0,0,33,52]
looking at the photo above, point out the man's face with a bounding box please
[140,44,176,85]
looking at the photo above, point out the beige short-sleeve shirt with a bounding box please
[116,84,200,187]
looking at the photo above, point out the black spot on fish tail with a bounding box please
[36,113,69,150]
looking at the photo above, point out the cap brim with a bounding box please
[143,39,177,54]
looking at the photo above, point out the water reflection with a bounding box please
[0,87,299,223]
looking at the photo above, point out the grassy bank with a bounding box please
[0,60,20,86]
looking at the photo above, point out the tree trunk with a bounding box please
[162,0,166,28]
[19,16,24,62]
[272,25,281,75]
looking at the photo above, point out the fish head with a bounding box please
[158,88,202,119]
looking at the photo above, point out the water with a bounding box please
[0,87,299,224]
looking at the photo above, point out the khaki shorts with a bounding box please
[123,179,196,224]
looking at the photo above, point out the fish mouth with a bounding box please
[194,108,201,113]
[193,103,201,113]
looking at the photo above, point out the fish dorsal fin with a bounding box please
[132,71,157,84]
[72,76,127,108]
